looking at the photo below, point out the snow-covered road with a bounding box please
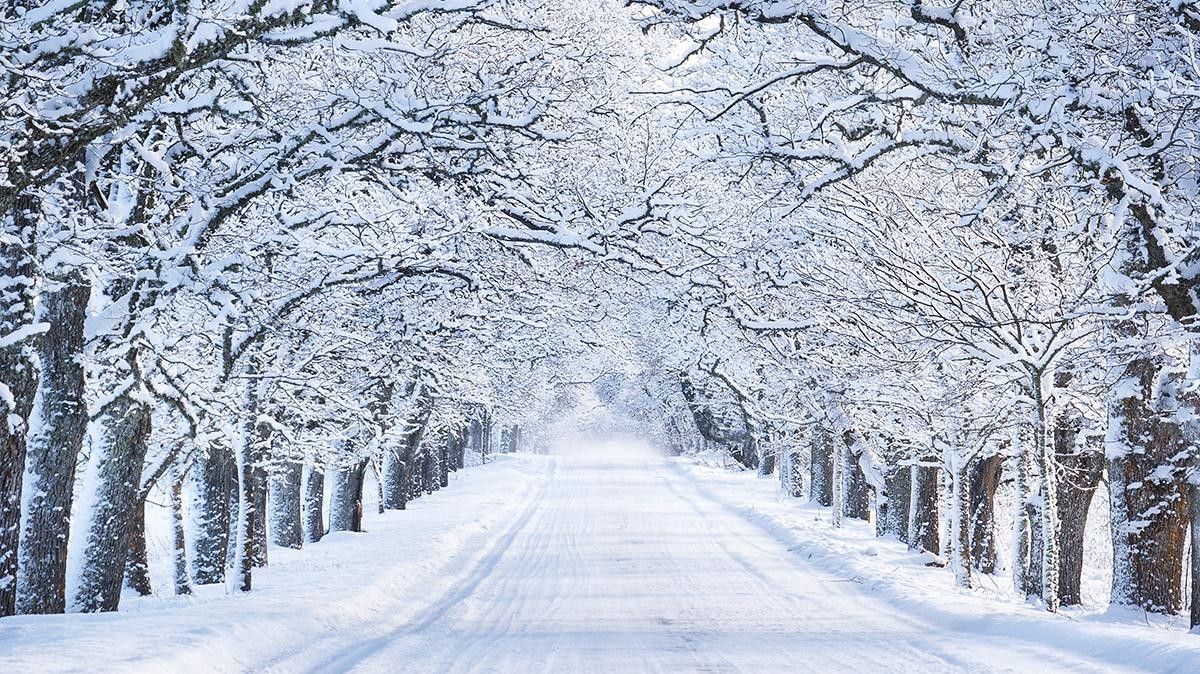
[271,455,1168,673]
[4,452,1199,673]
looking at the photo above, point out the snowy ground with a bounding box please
[3,449,1200,673]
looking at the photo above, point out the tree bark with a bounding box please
[810,424,834,507]
[269,459,304,549]
[1054,422,1104,606]
[882,463,911,542]
[171,468,192,596]
[17,272,89,614]
[192,444,235,585]
[74,395,153,612]
[968,454,1004,574]
[382,449,406,510]
[844,454,871,521]
[330,460,367,533]
[303,464,325,543]
[124,500,152,597]
[1108,355,1190,614]
[908,463,940,555]
[0,195,39,617]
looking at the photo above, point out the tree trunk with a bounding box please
[17,273,89,614]
[1189,479,1200,630]
[269,459,303,549]
[382,449,406,510]
[454,427,467,470]
[1108,355,1190,614]
[844,454,871,521]
[192,444,235,585]
[303,464,325,543]
[124,500,152,597]
[171,468,192,596]
[0,196,39,617]
[439,442,450,488]
[810,425,833,507]
[968,454,1004,574]
[758,442,776,477]
[908,463,939,555]
[949,462,973,588]
[250,464,269,568]
[882,463,911,542]
[785,445,805,499]
[1054,428,1104,606]
[330,461,366,533]
[1032,392,1063,613]
[74,396,153,612]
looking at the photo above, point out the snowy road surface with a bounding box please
[270,454,1196,673]
[3,452,1199,673]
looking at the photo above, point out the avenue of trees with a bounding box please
[3,0,1200,634]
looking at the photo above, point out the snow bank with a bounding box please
[0,455,552,673]
[672,458,1200,673]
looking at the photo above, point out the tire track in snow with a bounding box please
[265,457,558,674]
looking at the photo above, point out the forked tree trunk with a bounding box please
[18,272,89,614]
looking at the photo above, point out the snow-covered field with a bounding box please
[3,450,1200,673]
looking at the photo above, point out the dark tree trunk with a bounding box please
[269,459,304,549]
[1023,496,1045,599]
[382,450,406,510]
[969,454,1004,574]
[124,500,152,597]
[74,396,153,612]
[0,196,38,617]
[422,446,436,494]
[192,444,235,585]
[303,465,325,543]
[810,425,834,507]
[17,272,89,614]
[250,464,269,568]
[881,463,911,542]
[909,463,940,555]
[1054,430,1104,606]
[440,442,450,488]
[1109,355,1190,613]
[758,446,776,476]
[785,447,805,499]
[1190,479,1200,630]
[330,460,367,533]
[171,469,192,596]
[454,427,467,470]
[844,455,871,521]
